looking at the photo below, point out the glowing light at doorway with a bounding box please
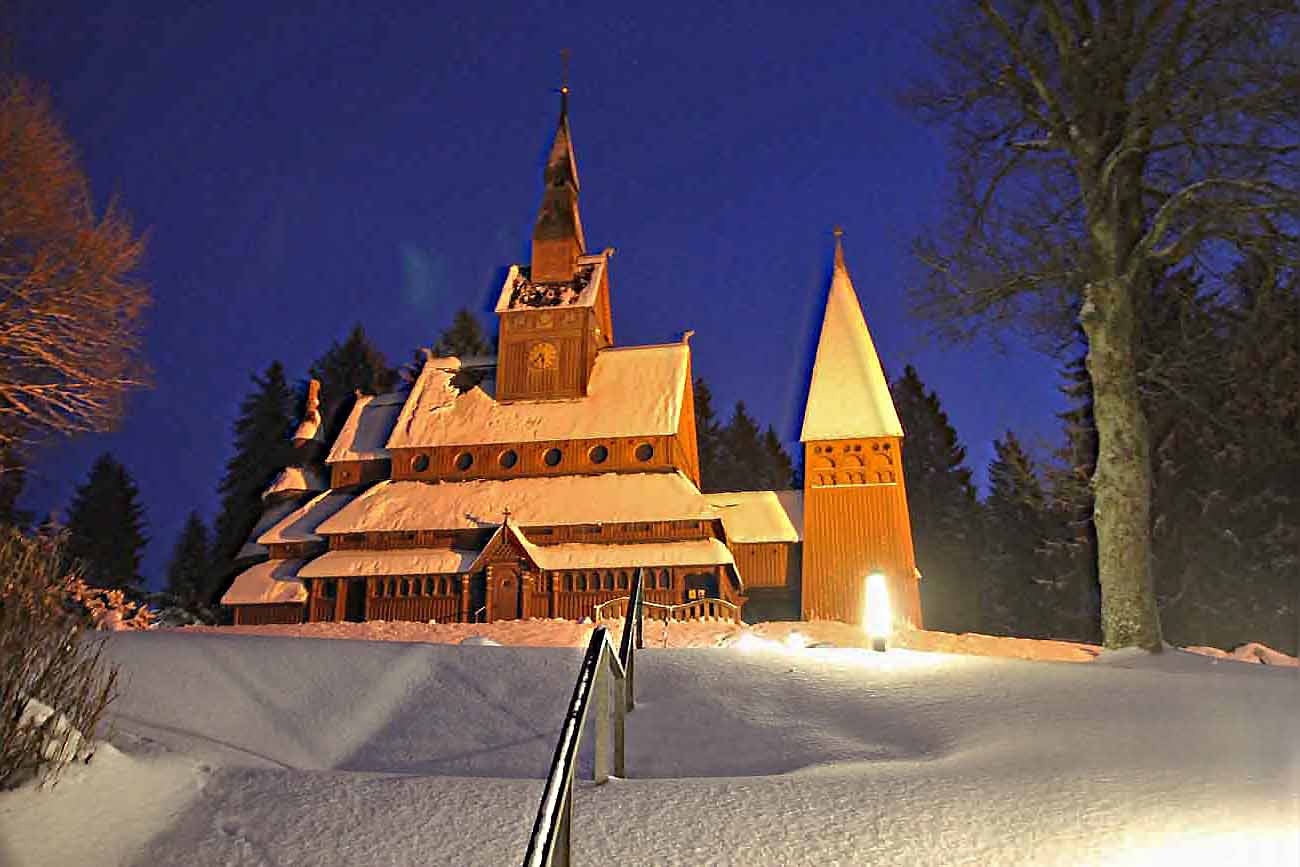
[864,573,891,651]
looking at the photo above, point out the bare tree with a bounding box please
[910,1,1299,649]
[0,75,149,451]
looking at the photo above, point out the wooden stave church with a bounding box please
[221,92,924,630]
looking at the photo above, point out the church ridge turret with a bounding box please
[496,87,613,402]
[531,83,585,283]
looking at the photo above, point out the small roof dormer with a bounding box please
[800,230,903,442]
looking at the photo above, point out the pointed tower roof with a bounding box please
[532,87,586,252]
[800,230,903,442]
[546,88,580,192]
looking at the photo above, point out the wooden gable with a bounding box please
[467,522,539,573]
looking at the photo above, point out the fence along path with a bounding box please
[522,569,646,867]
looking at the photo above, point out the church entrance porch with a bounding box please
[489,564,522,621]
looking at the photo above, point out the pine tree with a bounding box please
[433,308,495,358]
[760,427,796,491]
[982,432,1054,637]
[309,323,398,444]
[210,361,295,600]
[1038,347,1104,644]
[693,378,725,492]
[891,365,980,633]
[694,395,796,493]
[165,511,210,607]
[65,453,148,588]
[716,402,764,492]
[1145,257,1300,653]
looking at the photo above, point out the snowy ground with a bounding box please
[175,618,1110,662]
[1,625,1296,866]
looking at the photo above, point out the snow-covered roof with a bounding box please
[466,521,545,574]
[527,538,736,571]
[316,472,715,534]
[221,559,307,606]
[385,341,690,448]
[258,491,356,545]
[326,392,406,464]
[704,490,804,543]
[292,416,321,443]
[236,498,301,561]
[262,466,328,500]
[298,549,479,578]
[801,244,902,441]
[492,252,607,313]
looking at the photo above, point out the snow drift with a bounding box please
[0,629,1295,866]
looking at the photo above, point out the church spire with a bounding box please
[531,62,585,283]
[800,229,903,442]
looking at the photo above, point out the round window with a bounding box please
[634,443,654,462]
[544,447,563,467]
[412,454,430,472]
[588,444,609,464]
[455,452,474,472]
[499,449,518,469]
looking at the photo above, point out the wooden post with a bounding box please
[333,579,347,622]
[625,644,635,713]
[556,769,572,867]
[594,662,610,785]
[484,565,495,623]
[458,574,470,623]
[614,676,626,778]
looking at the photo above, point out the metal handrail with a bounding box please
[616,568,645,711]
[523,570,645,867]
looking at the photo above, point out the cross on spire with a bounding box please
[559,49,571,115]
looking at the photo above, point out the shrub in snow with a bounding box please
[64,579,156,631]
[0,528,119,789]
[143,591,219,628]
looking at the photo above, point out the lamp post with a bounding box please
[865,572,891,652]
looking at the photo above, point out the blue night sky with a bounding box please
[11,0,1066,586]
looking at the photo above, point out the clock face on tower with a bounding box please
[527,341,558,370]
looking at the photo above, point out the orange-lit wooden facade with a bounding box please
[231,603,308,626]
[800,436,922,626]
[295,515,741,625]
[222,94,921,631]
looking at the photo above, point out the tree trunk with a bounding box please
[1081,275,1163,651]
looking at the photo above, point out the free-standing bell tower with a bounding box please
[800,231,923,628]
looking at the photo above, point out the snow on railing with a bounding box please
[523,570,645,867]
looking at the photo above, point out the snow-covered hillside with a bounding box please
[1,629,1296,866]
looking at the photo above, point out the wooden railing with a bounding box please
[308,597,336,622]
[365,595,459,623]
[552,588,678,621]
[593,596,740,624]
[523,571,644,867]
